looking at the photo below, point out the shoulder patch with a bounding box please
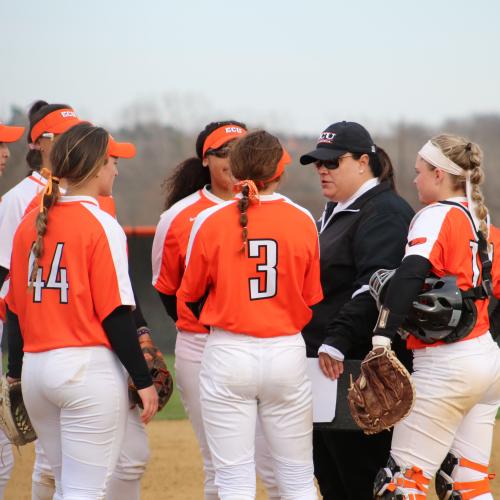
[408,237,427,247]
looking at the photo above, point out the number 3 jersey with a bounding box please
[177,193,323,338]
[6,195,135,352]
[404,198,499,350]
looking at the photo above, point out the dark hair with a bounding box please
[352,145,396,190]
[26,100,72,171]
[230,130,284,248]
[30,123,108,284]
[163,120,247,209]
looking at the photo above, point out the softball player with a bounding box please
[0,101,81,499]
[0,121,24,500]
[6,123,158,500]
[21,133,153,500]
[152,121,279,499]
[370,135,500,499]
[178,130,323,499]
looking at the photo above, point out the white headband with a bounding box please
[418,140,482,234]
[418,141,466,177]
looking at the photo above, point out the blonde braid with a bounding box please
[432,135,488,240]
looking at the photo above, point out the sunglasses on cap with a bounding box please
[206,146,231,158]
[314,154,354,170]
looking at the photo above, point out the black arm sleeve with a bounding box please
[489,298,500,339]
[6,307,23,379]
[102,306,153,389]
[157,291,178,322]
[373,255,432,339]
[0,266,8,289]
[323,209,411,355]
[132,287,148,329]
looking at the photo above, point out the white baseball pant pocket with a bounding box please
[22,347,128,500]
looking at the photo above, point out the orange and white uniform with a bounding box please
[7,195,135,350]
[7,195,135,500]
[152,186,281,499]
[0,172,47,322]
[177,193,322,500]
[387,199,500,500]
[153,186,221,336]
[404,200,493,350]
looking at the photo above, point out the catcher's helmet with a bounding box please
[404,275,477,343]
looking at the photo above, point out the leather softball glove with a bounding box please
[129,330,173,412]
[347,346,415,434]
[0,376,37,446]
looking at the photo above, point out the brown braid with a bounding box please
[30,179,60,285]
[237,183,250,250]
[29,123,108,285]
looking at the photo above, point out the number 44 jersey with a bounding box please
[177,194,323,338]
[6,195,135,352]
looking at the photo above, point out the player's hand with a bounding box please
[6,376,20,385]
[319,353,344,380]
[137,385,159,424]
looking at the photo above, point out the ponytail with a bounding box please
[237,183,250,250]
[30,176,61,284]
[163,158,210,209]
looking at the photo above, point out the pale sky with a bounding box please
[2,0,499,134]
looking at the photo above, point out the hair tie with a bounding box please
[465,142,472,152]
[39,171,60,213]
[233,180,260,203]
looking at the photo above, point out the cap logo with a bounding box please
[318,132,336,144]
[61,111,77,118]
[225,126,243,134]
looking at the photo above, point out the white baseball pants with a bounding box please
[22,346,128,500]
[199,329,317,500]
[175,331,279,499]
[391,333,500,499]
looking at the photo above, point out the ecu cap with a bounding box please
[0,123,25,143]
[30,108,81,143]
[300,121,376,165]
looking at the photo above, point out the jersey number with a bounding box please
[248,239,278,300]
[28,243,69,304]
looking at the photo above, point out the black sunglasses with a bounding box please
[314,154,353,170]
[206,146,231,159]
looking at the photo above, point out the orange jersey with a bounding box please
[177,194,323,338]
[6,195,135,352]
[152,187,225,333]
[404,199,492,349]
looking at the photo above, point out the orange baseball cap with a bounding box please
[0,123,25,143]
[30,108,81,143]
[108,135,136,159]
[202,124,246,158]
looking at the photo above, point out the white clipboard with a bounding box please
[306,358,337,423]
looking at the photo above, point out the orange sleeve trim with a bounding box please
[123,226,156,237]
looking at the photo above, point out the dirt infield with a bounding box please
[7,420,500,499]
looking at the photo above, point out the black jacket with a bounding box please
[302,181,414,362]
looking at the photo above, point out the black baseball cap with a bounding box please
[300,121,376,165]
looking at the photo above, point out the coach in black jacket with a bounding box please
[301,121,414,500]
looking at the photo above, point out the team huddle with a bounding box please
[0,101,499,500]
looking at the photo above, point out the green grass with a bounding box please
[156,354,187,420]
